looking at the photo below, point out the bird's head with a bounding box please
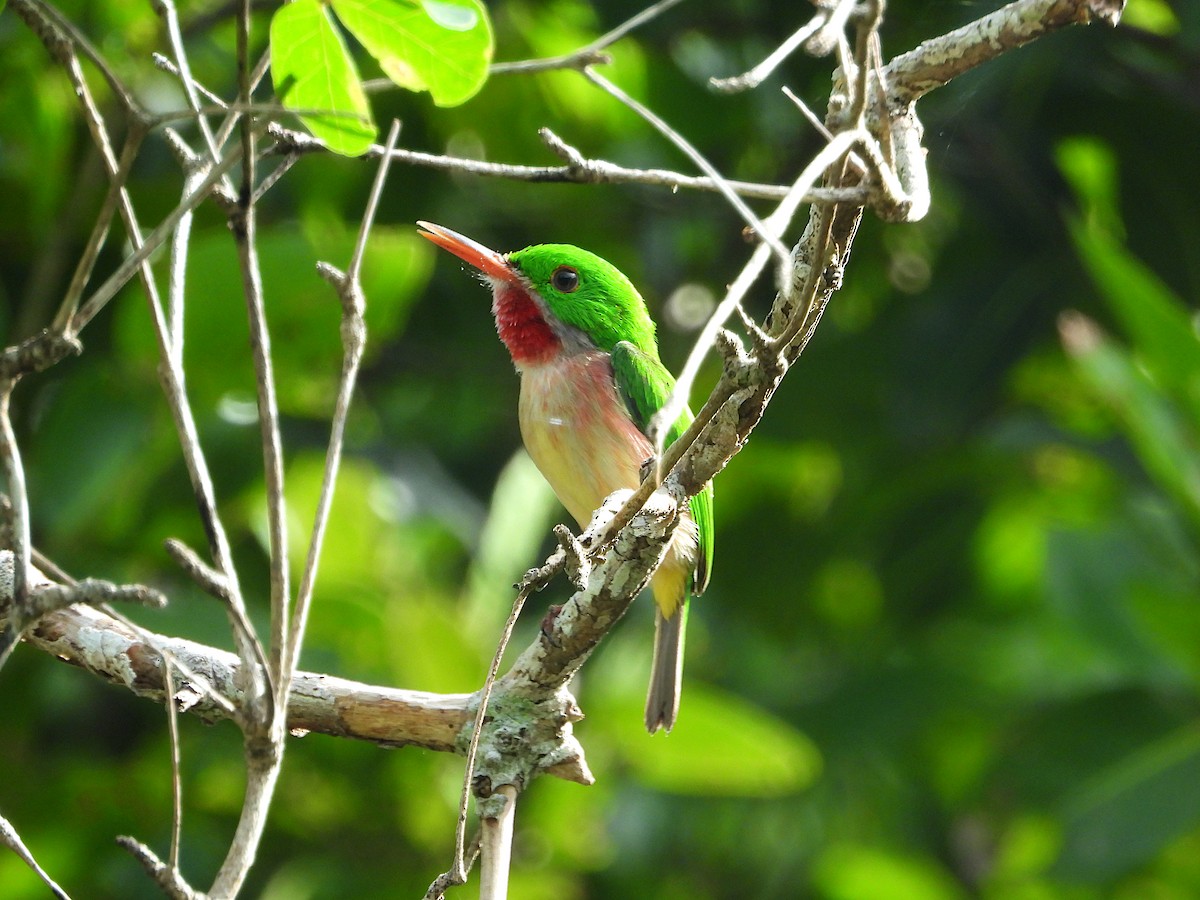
[418,221,658,367]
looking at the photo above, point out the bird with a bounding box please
[418,221,714,733]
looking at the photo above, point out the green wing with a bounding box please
[611,341,715,595]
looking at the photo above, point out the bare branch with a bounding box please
[479,785,518,900]
[21,578,166,619]
[8,0,145,119]
[264,122,861,203]
[804,0,860,58]
[0,384,34,669]
[284,120,401,687]
[226,2,290,707]
[582,67,793,280]
[152,0,228,172]
[710,17,824,93]
[163,661,185,870]
[202,5,288,895]
[19,601,599,783]
[650,127,860,453]
[0,331,82,381]
[116,837,204,900]
[883,0,1124,107]
[52,132,145,333]
[230,199,289,682]
[164,538,233,603]
[489,0,687,74]
[71,127,245,334]
[153,52,228,108]
[0,813,72,900]
[366,0,689,87]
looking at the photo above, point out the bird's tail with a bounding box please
[645,602,687,733]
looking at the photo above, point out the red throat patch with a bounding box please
[493,283,561,365]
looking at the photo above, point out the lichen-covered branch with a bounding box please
[883,0,1124,106]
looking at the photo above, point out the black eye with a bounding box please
[551,266,579,293]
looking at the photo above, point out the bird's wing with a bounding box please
[611,341,714,595]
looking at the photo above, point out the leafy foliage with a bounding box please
[271,0,493,155]
[270,0,377,156]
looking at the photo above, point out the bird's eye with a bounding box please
[551,266,579,293]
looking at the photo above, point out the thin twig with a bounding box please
[251,153,300,204]
[161,131,210,367]
[229,0,290,691]
[367,0,689,86]
[37,28,171,351]
[282,120,401,687]
[490,0,688,74]
[206,5,287,896]
[782,85,866,175]
[52,131,145,333]
[153,0,227,174]
[10,0,144,119]
[710,17,824,93]
[426,583,537,897]
[804,0,860,58]
[99,602,240,717]
[116,837,202,900]
[649,127,863,452]
[163,661,185,870]
[582,66,793,281]
[215,51,271,149]
[0,813,71,900]
[154,52,228,107]
[266,122,862,203]
[0,385,30,618]
[349,120,399,283]
[69,130,277,333]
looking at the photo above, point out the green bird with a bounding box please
[418,222,714,733]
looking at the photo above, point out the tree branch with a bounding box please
[0,812,71,900]
[883,0,1125,107]
[264,122,858,203]
[12,600,593,785]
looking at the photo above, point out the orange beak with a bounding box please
[417,221,518,284]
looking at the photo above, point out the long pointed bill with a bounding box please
[417,221,518,284]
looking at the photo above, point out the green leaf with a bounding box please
[597,677,822,796]
[461,450,558,643]
[331,0,492,107]
[1061,314,1200,536]
[1121,0,1180,35]
[1058,137,1200,418]
[814,844,969,900]
[1069,219,1200,411]
[270,0,376,156]
[1056,137,1123,237]
[1054,726,1200,881]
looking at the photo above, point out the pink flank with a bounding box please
[519,350,697,619]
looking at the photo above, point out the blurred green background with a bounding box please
[2,0,1200,897]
